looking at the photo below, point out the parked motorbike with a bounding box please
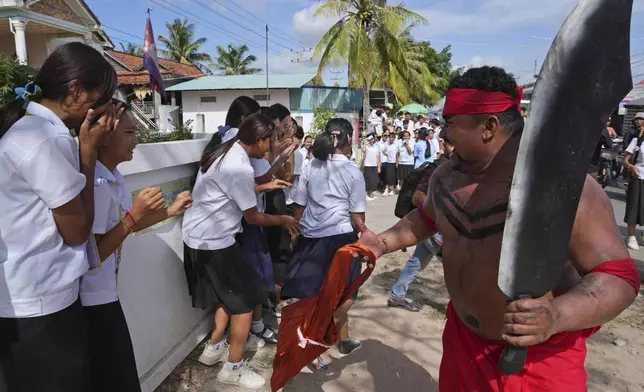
[597,138,623,188]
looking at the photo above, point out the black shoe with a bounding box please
[252,324,278,345]
[338,339,362,357]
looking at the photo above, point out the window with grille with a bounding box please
[253,94,270,101]
[200,96,217,103]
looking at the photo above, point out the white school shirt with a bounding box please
[183,142,257,250]
[80,162,132,307]
[363,143,380,167]
[384,141,399,164]
[378,141,388,163]
[626,138,644,180]
[293,154,366,238]
[398,140,415,165]
[294,147,307,176]
[250,157,271,213]
[0,102,88,317]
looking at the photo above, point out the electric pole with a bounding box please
[290,47,313,72]
[266,25,270,105]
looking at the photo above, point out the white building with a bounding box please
[0,0,112,68]
[166,73,363,135]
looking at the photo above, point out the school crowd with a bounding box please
[362,108,445,199]
[0,42,380,392]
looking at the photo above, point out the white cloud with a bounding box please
[415,0,577,38]
[292,3,342,46]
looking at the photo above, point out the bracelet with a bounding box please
[125,211,138,226]
[121,218,135,234]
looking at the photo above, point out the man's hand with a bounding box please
[355,227,387,262]
[502,297,562,347]
[168,191,192,217]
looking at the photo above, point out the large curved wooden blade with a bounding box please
[498,0,634,301]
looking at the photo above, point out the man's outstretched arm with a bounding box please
[359,197,439,260]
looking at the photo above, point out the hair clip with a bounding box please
[14,82,42,109]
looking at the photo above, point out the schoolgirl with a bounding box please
[361,134,381,200]
[413,128,434,168]
[382,132,399,196]
[397,130,415,185]
[0,42,117,392]
[82,101,192,392]
[182,113,299,389]
[282,118,367,357]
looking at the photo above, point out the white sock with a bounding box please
[251,320,264,334]
[210,341,224,350]
[226,361,243,371]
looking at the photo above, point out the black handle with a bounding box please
[498,344,527,375]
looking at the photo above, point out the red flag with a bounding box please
[143,9,165,99]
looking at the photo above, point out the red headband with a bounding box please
[443,85,523,116]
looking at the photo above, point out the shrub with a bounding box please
[138,119,194,144]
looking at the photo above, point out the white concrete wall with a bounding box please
[117,139,212,392]
[182,89,290,132]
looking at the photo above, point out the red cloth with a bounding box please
[271,243,375,392]
[439,302,599,392]
[443,86,523,116]
[590,258,641,295]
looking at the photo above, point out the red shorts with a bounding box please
[439,302,599,392]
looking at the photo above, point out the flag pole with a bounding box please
[266,24,270,105]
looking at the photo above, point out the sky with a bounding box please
[85,0,644,85]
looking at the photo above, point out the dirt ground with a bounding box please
[156,190,644,392]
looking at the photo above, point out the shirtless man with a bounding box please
[358,66,640,391]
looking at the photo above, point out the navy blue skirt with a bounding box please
[238,222,275,293]
[281,232,361,300]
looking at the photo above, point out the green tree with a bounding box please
[211,44,262,75]
[0,55,34,106]
[313,0,433,127]
[158,19,211,69]
[119,42,144,56]
[311,107,336,135]
[414,42,460,97]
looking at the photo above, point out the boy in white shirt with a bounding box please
[82,103,192,392]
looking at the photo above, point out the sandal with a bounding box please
[387,299,421,312]
[252,324,279,345]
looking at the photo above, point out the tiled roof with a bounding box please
[106,50,203,78]
[167,73,316,91]
[117,71,171,86]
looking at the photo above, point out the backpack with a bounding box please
[394,161,435,219]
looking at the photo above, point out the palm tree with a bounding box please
[211,44,262,75]
[313,0,433,126]
[119,42,144,56]
[158,18,211,68]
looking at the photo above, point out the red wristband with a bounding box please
[125,211,138,226]
[418,205,437,232]
[590,258,641,295]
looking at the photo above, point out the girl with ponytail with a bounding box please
[282,118,367,358]
[413,127,436,168]
[0,42,118,392]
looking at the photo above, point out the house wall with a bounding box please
[26,34,49,68]
[116,139,212,392]
[182,89,290,133]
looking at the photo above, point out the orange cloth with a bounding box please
[271,243,375,392]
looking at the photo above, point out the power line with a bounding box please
[220,0,308,48]
[151,0,294,61]
[184,0,296,52]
